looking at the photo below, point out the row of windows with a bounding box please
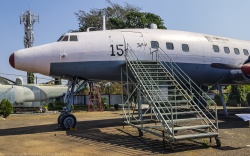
[213,45,249,56]
[151,41,190,52]
[151,41,249,56]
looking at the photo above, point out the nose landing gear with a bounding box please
[57,77,87,130]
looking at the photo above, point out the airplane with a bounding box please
[0,76,67,113]
[9,25,250,129]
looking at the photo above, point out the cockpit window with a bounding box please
[62,35,69,41]
[70,35,78,41]
[57,36,64,42]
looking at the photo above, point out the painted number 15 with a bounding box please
[110,44,124,56]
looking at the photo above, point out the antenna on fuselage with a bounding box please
[102,12,106,31]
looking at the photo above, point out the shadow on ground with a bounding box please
[1,107,248,154]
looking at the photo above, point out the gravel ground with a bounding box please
[0,107,250,156]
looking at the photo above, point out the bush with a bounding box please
[47,101,65,110]
[214,94,228,106]
[48,103,54,110]
[246,93,250,106]
[0,99,13,118]
[114,104,119,110]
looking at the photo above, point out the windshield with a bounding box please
[57,35,78,42]
[57,35,64,42]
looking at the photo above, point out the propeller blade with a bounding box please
[210,63,241,69]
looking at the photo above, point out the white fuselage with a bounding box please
[10,29,250,85]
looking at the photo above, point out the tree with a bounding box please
[75,0,166,32]
[54,78,62,85]
[214,94,228,106]
[0,99,13,118]
[27,72,34,84]
[228,85,246,105]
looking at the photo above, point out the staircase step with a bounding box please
[137,71,166,73]
[144,84,176,87]
[142,80,175,82]
[174,132,219,140]
[140,76,170,78]
[153,100,189,103]
[135,67,164,70]
[174,125,212,131]
[166,117,206,123]
[161,111,200,116]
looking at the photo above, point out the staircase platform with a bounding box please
[174,132,219,141]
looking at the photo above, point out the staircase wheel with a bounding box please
[215,137,221,148]
[170,143,174,150]
[138,128,143,137]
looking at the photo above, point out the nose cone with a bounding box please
[9,53,15,68]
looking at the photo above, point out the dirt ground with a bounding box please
[0,107,250,156]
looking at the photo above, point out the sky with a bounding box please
[1,0,250,84]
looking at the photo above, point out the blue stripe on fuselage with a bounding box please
[50,61,237,84]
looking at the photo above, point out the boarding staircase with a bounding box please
[122,44,220,148]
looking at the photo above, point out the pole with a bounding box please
[20,9,39,84]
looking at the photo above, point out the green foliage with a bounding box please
[228,85,246,105]
[0,99,13,118]
[225,85,231,93]
[71,105,74,110]
[27,72,34,84]
[73,105,87,110]
[243,85,250,93]
[246,92,250,105]
[48,101,65,110]
[109,11,166,29]
[214,94,228,106]
[98,81,122,94]
[43,104,48,110]
[48,103,54,110]
[101,96,108,103]
[207,100,215,106]
[54,78,62,85]
[74,0,166,31]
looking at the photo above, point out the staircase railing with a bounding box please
[153,47,218,131]
[124,44,218,133]
[125,46,179,135]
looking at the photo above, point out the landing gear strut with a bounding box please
[57,77,87,130]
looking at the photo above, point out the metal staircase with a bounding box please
[121,44,220,148]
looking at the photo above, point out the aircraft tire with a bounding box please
[57,113,65,125]
[61,114,77,130]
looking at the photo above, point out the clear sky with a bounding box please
[1,0,250,83]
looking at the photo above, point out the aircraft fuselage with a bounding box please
[9,29,250,85]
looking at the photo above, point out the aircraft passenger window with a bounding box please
[166,42,174,50]
[151,41,159,49]
[224,47,230,54]
[62,35,69,41]
[70,35,78,41]
[243,49,249,56]
[57,36,64,42]
[182,44,189,52]
[213,45,220,52]
[234,48,240,55]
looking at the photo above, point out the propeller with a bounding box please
[210,63,250,75]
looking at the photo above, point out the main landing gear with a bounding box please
[57,77,88,130]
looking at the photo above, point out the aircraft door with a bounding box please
[122,31,146,60]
